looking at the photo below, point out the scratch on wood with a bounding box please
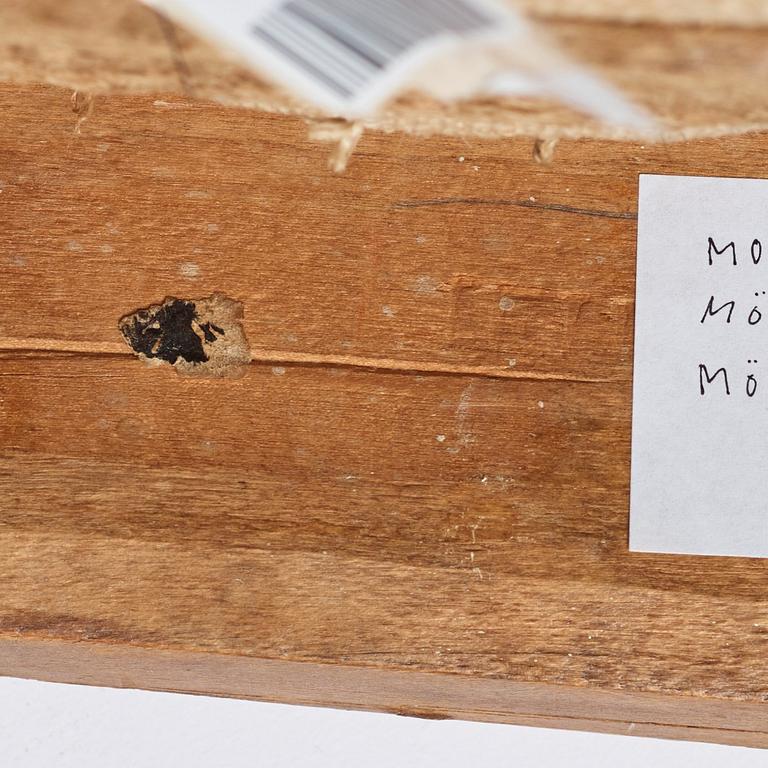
[0,338,127,355]
[393,198,637,220]
[0,339,617,383]
[452,382,475,451]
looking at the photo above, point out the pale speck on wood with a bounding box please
[415,235,427,245]
[272,366,286,376]
[185,190,210,200]
[206,223,220,233]
[538,401,545,409]
[99,244,114,254]
[436,434,446,443]
[413,275,438,293]
[458,156,465,162]
[65,240,82,252]
[96,143,109,153]
[9,254,26,267]
[499,296,514,312]
[180,262,200,278]
[507,358,517,367]
[382,305,395,317]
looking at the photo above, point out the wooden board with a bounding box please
[1,83,768,748]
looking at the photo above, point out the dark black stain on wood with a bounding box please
[119,294,250,377]
[198,320,224,344]
[119,298,224,365]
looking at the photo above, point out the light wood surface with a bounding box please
[6,0,768,140]
[1,81,768,746]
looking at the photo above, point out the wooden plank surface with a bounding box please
[1,83,768,747]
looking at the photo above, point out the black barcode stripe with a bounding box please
[288,0,401,65]
[255,6,374,95]
[269,11,370,91]
[252,25,355,96]
[251,0,496,101]
[430,0,492,29]
[352,0,441,45]
[314,0,412,54]
[284,4,388,71]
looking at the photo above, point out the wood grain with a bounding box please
[1,83,768,747]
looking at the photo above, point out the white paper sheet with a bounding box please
[630,174,768,558]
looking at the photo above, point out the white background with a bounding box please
[0,676,764,766]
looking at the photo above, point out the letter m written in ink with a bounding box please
[708,237,736,266]
[699,364,730,395]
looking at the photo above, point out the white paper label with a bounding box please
[145,0,518,116]
[631,174,768,558]
[144,0,654,128]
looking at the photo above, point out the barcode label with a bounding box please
[251,0,496,101]
[143,0,519,115]
[143,0,652,129]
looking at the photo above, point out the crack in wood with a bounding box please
[393,198,637,220]
[0,338,616,384]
